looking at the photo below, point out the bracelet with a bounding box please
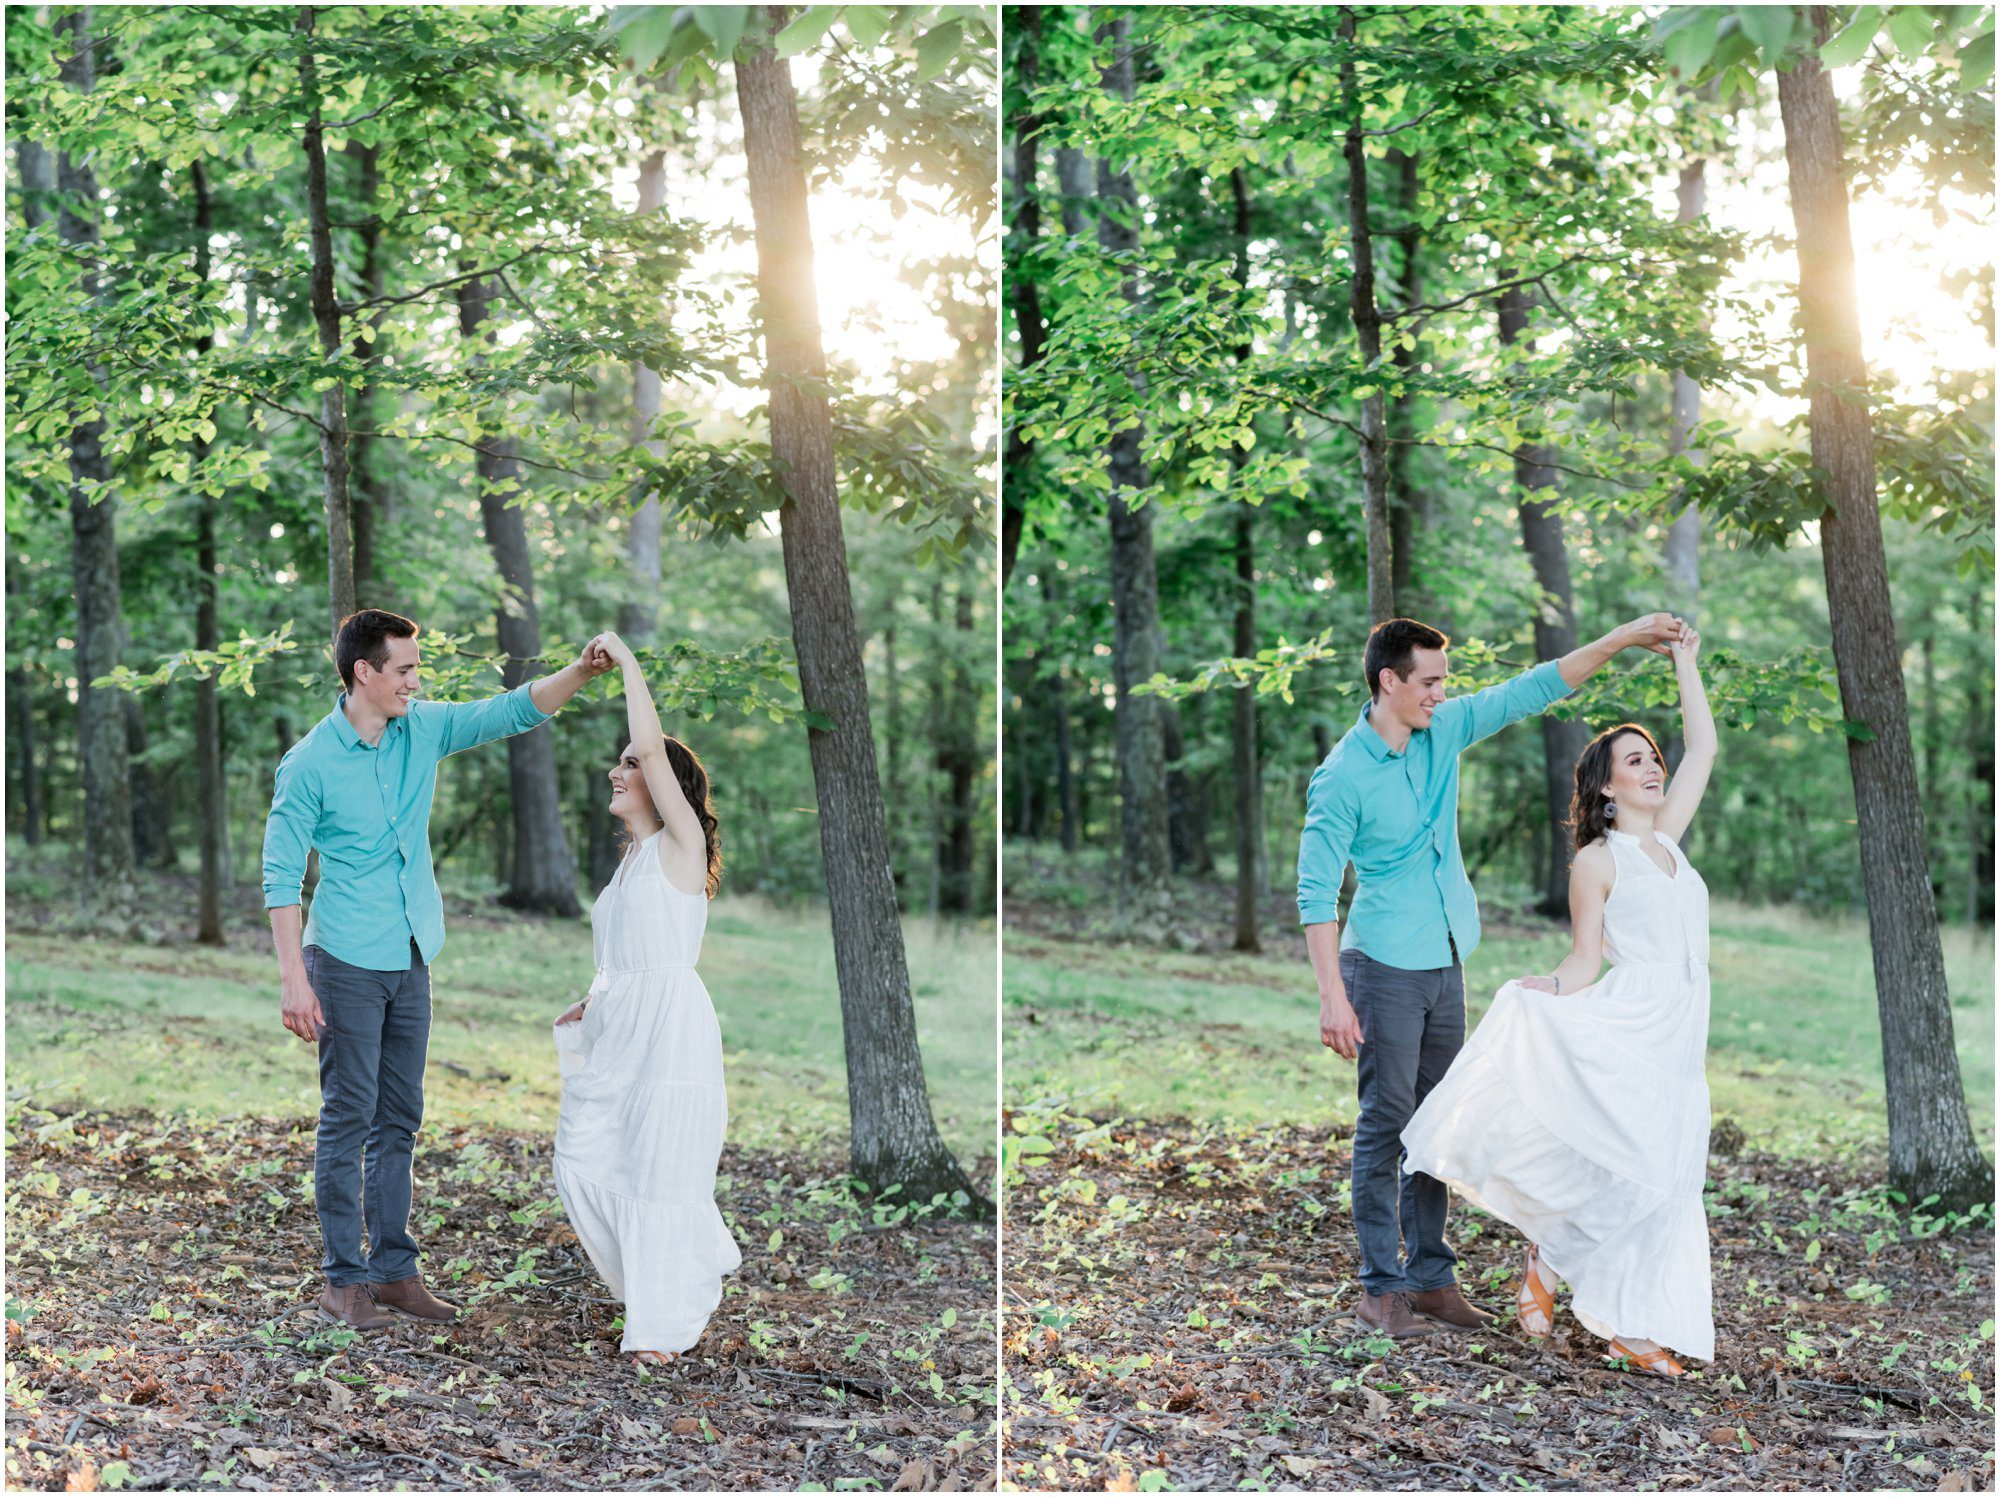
[1551,975,1562,994]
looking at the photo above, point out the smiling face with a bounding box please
[607,742,659,825]
[352,635,420,719]
[1604,730,1667,814]
[1377,646,1449,733]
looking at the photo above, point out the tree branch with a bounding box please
[340,244,555,315]
[1359,102,1442,138]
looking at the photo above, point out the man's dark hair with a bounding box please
[335,609,419,689]
[1364,618,1450,699]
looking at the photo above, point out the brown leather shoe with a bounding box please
[1355,1290,1434,1339]
[1409,1281,1496,1329]
[369,1274,459,1323]
[318,1283,395,1332]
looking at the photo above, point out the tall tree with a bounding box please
[1228,166,1266,952]
[56,11,140,934]
[1663,85,1716,625]
[1337,7,1395,625]
[1774,4,1989,1211]
[192,160,225,944]
[298,5,357,636]
[1097,18,1174,937]
[1497,284,1589,915]
[346,141,390,612]
[456,275,583,918]
[731,8,980,1205]
[1000,4,1048,588]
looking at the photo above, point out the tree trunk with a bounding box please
[1043,573,1081,855]
[625,140,668,641]
[733,17,980,1210]
[7,567,45,847]
[1000,5,1047,589]
[1968,582,1993,929]
[1777,11,1991,1212]
[193,159,226,943]
[58,10,140,933]
[347,141,389,610]
[935,586,978,913]
[1096,20,1174,937]
[299,6,356,638]
[1663,135,1707,624]
[456,276,581,918]
[1497,285,1589,915]
[1385,146,1425,612]
[124,683,173,868]
[1338,8,1395,626]
[1227,165,1266,951]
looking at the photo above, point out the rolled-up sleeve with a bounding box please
[432,682,552,757]
[1433,658,1573,754]
[262,752,320,909]
[1297,759,1357,927]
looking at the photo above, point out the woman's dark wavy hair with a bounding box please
[662,736,723,898]
[1568,722,1664,855]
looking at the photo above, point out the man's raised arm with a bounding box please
[1558,612,1684,689]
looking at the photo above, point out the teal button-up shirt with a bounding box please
[262,684,552,971]
[1297,659,1573,968]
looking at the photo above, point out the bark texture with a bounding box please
[457,277,581,919]
[1497,286,1588,915]
[1000,5,1047,588]
[59,11,140,932]
[299,6,356,637]
[1228,166,1265,951]
[734,18,980,1209]
[347,141,391,612]
[1338,9,1395,625]
[1097,20,1174,938]
[1385,146,1425,612]
[1777,12,1990,1212]
[192,159,225,943]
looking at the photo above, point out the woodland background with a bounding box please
[6,5,999,1491]
[1000,4,1994,1491]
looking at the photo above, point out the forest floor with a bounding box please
[7,1106,995,1492]
[6,859,999,1491]
[1000,862,1995,1492]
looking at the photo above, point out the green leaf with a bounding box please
[1818,5,1884,66]
[845,5,891,48]
[1735,4,1795,63]
[693,5,748,61]
[1664,10,1721,76]
[1960,28,1996,86]
[1888,5,1937,58]
[613,6,682,70]
[774,7,837,56]
[913,18,962,81]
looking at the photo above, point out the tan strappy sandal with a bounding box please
[1606,1336,1685,1377]
[632,1350,678,1373]
[1517,1245,1555,1339]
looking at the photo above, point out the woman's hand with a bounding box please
[594,630,639,670]
[1669,627,1701,665]
[1517,975,1559,994]
[555,1000,588,1027]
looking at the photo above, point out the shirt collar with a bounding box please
[330,692,400,750]
[1354,700,1419,761]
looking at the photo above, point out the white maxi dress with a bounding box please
[1400,828,1715,1360]
[553,831,741,1352]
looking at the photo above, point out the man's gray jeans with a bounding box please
[306,942,431,1286]
[1343,947,1465,1297]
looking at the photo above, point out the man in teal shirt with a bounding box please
[264,609,612,1330]
[1300,613,1682,1339]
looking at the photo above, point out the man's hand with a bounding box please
[1320,995,1364,1061]
[577,634,619,678]
[281,970,325,1042]
[594,631,639,670]
[1620,613,1686,656]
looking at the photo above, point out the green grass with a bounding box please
[1004,898,1994,1161]
[7,894,995,1165]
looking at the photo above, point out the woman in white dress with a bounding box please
[553,631,741,1367]
[1401,630,1715,1376]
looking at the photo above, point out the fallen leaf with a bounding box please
[321,1378,354,1416]
[1281,1454,1324,1476]
[1164,1381,1199,1413]
[670,1417,701,1437]
[1937,1472,1976,1492]
[891,1457,934,1491]
[240,1448,282,1470]
[126,1375,162,1405]
[1360,1385,1392,1421]
[64,1458,97,1493]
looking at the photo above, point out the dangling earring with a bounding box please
[1604,799,1618,825]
